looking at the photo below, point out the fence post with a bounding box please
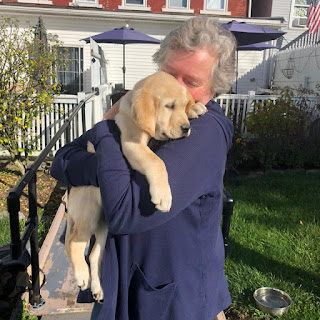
[77,92,86,134]
[247,91,256,113]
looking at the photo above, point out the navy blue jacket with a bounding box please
[51,100,233,320]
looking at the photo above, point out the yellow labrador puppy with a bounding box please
[65,71,206,302]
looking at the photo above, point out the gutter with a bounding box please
[0,4,285,28]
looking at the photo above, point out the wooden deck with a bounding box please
[25,201,93,316]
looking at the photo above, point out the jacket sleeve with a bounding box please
[51,104,233,235]
[50,120,120,187]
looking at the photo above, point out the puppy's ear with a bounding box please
[131,88,158,137]
[185,89,196,113]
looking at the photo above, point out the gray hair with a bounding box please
[153,16,236,95]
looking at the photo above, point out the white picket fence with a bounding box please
[15,93,92,153]
[214,92,280,134]
[215,92,320,134]
[17,91,319,153]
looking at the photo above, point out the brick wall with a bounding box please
[228,0,248,17]
[2,0,248,17]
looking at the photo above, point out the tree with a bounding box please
[0,17,67,174]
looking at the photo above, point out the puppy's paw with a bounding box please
[150,183,172,212]
[91,279,104,302]
[187,102,207,119]
[74,266,90,291]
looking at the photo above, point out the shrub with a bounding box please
[228,87,320,170]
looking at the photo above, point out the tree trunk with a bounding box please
[14,159,26,176]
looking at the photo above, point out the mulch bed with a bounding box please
[0,160,65,226]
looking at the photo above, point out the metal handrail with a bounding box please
[6,89,97,309]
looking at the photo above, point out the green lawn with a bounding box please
[224,172,320,320]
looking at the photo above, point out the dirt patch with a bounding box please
[0,160,65,228]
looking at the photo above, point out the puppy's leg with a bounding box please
[65,213,74,260]
[90,222,108,302]
[122,141,172,212]
[69,226,92,290]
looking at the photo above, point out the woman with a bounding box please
[51,16,236,320]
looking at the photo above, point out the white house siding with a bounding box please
[273,46,320,92]
[233,48,277,94]
[271,0,292,23]
[0,9,179,92]
[0,5,285,97]
[271,0,309,46]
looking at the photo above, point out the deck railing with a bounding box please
[11,91,319,154]
[6,90,97,312]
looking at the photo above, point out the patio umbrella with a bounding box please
[235,42,279,93]
[221,20,285,46]
[82,26,160,89]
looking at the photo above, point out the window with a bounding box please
[168,0,187,8]
[292,0,312,27]
[70,0,102,8]
[118,0,150,10]
[57,47,83,95]
[205,0,226,10]
[125,0,144,4]
[200,0,230,14]
[163,0,194,12]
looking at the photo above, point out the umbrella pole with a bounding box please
[236,50,239,94]
[123,44,126,90]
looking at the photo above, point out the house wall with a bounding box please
[0,2,284,95]
[0,0,247,15]
[273,46,320,92]
[268,0,320,91]
[228,0,247,17]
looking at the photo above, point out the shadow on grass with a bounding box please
[227,239,320,296]
[225,173,320,229]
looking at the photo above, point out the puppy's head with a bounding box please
[131,71,195,140]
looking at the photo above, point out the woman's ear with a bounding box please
[131,88,158,137]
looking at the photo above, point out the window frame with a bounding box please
[69,0,102,8]
[17,0,52,5]
[290,0,311,28]
[162,0,194,13]
[200,0,231,15]
[57,46,84,95]
[118,0,151,11]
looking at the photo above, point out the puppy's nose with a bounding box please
[181,124,190,135]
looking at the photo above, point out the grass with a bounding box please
[0,209,47,247]
[224,172,320,320]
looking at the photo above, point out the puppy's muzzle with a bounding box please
[181,124,191,136]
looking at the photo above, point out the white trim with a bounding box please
[69,0,102,8]
[118,0,151,11]
[118,5,151,11]
[162,8,194,13]
[18,0,52,4]
[0,5,285,27]
[163,0,194,13]
[200,9,231,15]
[289,0,310,28]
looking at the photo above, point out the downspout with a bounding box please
[248,0,252,17]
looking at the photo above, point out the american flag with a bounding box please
[307,0,320,34]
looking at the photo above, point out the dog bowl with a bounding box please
[253,287,292,316]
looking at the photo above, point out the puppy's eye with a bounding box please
[166,104,175,109]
